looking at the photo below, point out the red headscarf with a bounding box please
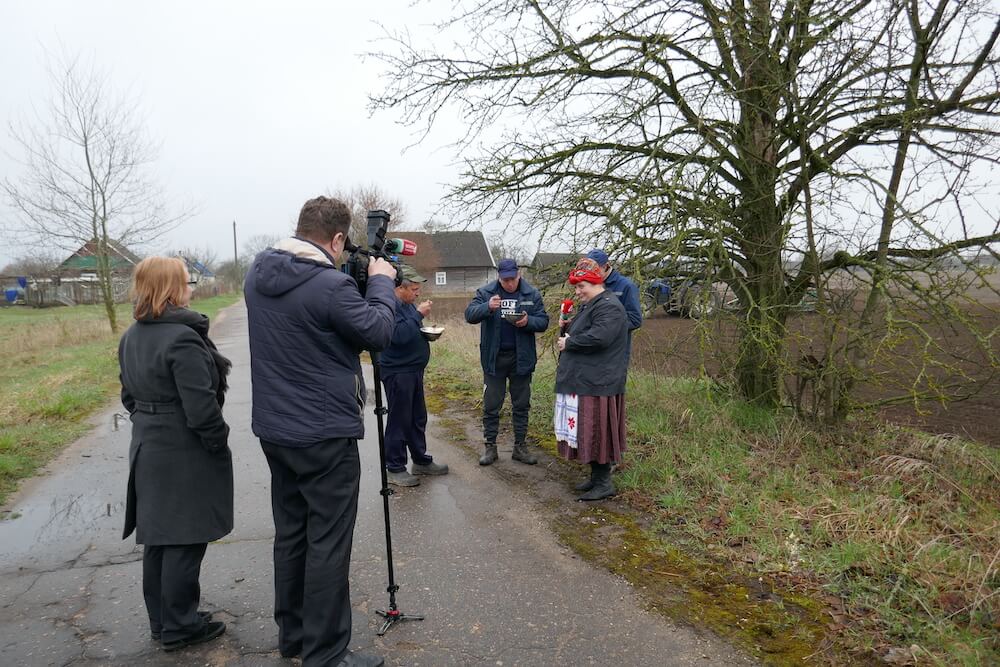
[567,257,605,285]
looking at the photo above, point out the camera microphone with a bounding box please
[383,238,417,256]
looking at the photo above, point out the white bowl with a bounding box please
[420,325,445,341]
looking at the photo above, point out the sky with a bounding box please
[0,0,468,269]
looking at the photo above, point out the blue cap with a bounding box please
[497,258,519,278]
[586,249,609,265]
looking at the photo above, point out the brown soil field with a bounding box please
[427,292,1000,448]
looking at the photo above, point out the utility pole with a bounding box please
[232,220,239,284]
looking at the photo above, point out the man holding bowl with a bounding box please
[464,258,550,466]
[379,264,449,486]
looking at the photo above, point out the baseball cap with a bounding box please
[497,258,519,279]
[586,248,609,265]
[398,264,427,283]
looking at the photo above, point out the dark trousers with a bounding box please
[483,348,532,444]
[382,370,433,472]
[261,438,361,666]
[142,542,208,642]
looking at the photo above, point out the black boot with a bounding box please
[574,462,596,492]
[578,462,615,501]
[479,443,498,466]
[511,442,537,465]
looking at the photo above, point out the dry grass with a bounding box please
[424,322,1000,665]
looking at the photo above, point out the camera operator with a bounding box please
[244,196,394,667]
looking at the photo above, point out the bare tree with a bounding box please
[170,246,220,272]
[326,184,409,243]
[242,234,282,261]
[487,232,529,266]
[1,249,62,276]
[2,53,189,331]
[371,0,1000,412]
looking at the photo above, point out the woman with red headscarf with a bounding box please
[554,257,629,500]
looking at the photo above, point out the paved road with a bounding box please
[0,302,752,666]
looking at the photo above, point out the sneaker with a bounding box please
[162,620,226,652]
[387,470,420,487]
[411,461,449,475]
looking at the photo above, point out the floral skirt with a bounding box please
[554,393,626,464]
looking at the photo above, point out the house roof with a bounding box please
[59,239,141,271]
[395,231,494,275]
[531,252,577,270]
[180,255,216,278]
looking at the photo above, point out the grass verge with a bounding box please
[0,295,241,506]
[424,315,1000,665]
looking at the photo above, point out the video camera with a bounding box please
[344,209,417,295]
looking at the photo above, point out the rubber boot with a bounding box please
[578,462,616,501]
[511,442,537,465]
[479,443,498,466]
[574,462,596,492]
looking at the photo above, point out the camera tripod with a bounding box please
[369,352,424,636]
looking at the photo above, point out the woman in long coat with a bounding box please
[555,257,629,500]
[119,256,233,651]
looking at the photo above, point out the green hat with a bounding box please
[398,264,427,283]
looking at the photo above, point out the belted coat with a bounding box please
[118,306,233,545]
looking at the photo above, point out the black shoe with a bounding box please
[511,443,537,465]
[412,461,449,475]
[574,476,595,492]
[161,620,226,652]
[150,610,213,641]
[280,644,302,658]
[336,650,385,666]
[479,443,498,466]
[578,463,616,501]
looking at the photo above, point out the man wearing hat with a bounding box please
[465,259,550,466]
[586,249,643,348]
[379,264,449,486]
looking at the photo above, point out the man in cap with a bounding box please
[379,264,449,486]
[464,258,549,465]
[586,249,643,346]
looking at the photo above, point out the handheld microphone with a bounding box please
[384,238,417,256]
[559,298,574,335]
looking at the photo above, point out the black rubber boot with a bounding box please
[511,442,537,465]
[578,462,616,501]
[479,443,498,466]
[574,462,597,492]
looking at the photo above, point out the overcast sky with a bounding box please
[0,0,466,268]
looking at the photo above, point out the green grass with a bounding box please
[424,314,1000,665]
[0,295,241,506]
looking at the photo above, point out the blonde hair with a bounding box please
[131,257,188,319]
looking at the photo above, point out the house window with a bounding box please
[435,271,447,286]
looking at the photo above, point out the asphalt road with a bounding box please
[0,301,753,666]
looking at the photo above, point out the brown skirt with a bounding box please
[557,394,626,464]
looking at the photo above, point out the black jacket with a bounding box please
[119,306,233,545]
[555,292,629,396]
[464,278,549,375]
[244,237,396,445]
[379,299,430,376]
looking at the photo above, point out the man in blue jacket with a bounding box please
[464,259,549,466]
[587,249,643,356]
[244,196,394,667]
[378,264,449,487]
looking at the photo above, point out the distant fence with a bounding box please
[21,276,131,307]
